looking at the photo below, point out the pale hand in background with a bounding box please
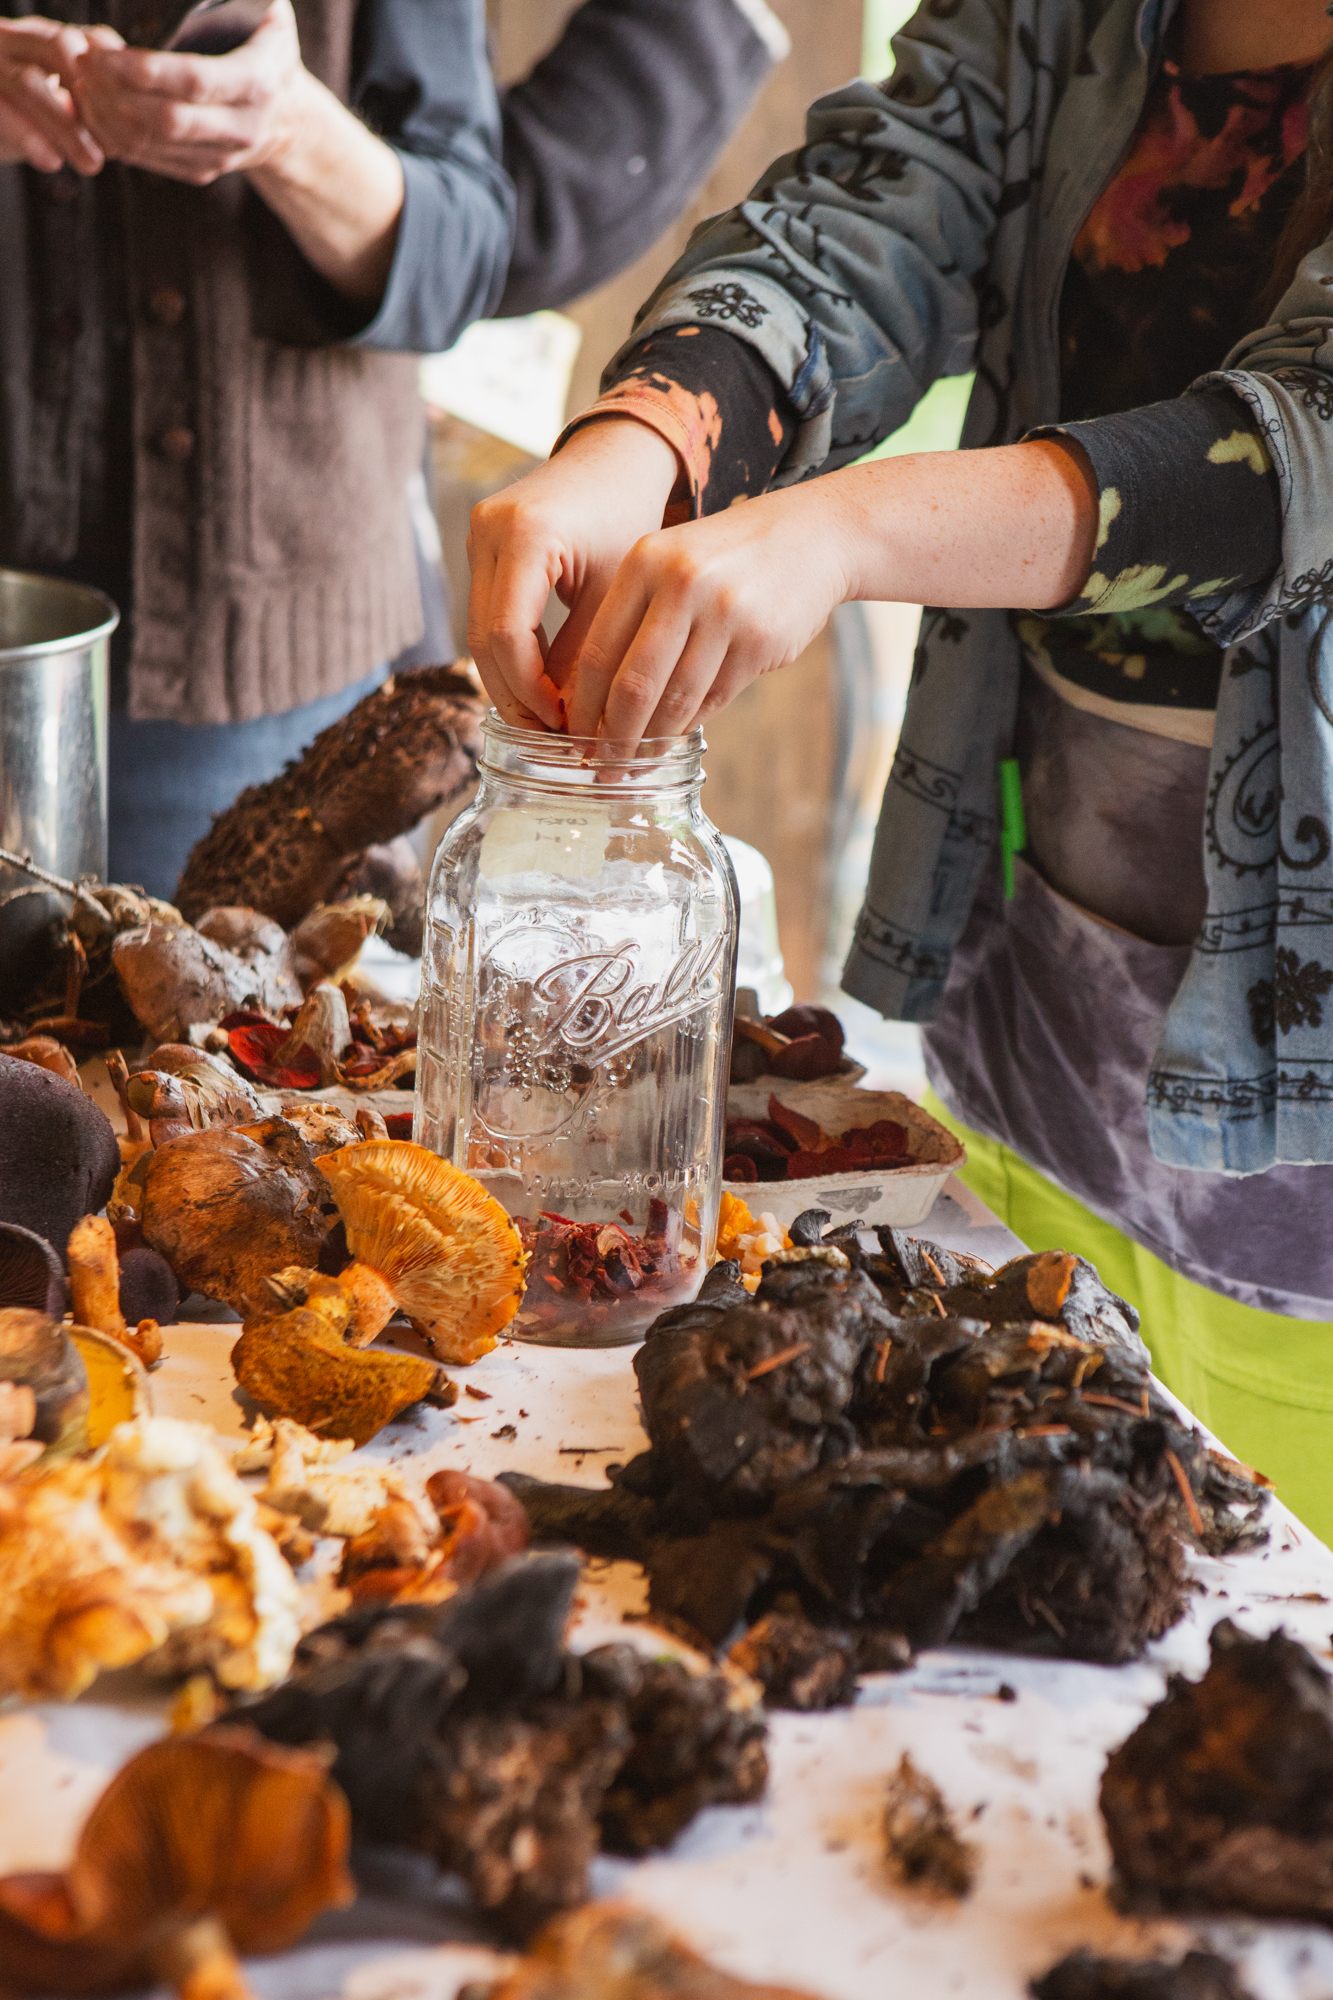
[71,0,305,186]
[0,16,101,173]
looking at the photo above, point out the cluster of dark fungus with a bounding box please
[503,1216,1268,1705]
[1101,1619,1333,1923]
[232,1554,766,1937]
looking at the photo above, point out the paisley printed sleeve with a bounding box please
[564,324,797,516]
[1033,388,1284,616]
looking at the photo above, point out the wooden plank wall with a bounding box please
[485,1,867,999]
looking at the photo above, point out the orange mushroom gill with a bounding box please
[316,1141,526,1365]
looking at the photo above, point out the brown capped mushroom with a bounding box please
[3,1034,82,1086]
[316,1140,526,1364]
[139,1119,334,1316]
[231,1270,456,1446]
[119,1044,264,1145]
[0,1726,353,1998]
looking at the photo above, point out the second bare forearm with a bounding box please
[247,71,404,305]
[827,439,1099,612]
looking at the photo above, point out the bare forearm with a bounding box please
[827,438,1099,612]
[247,70,404,306]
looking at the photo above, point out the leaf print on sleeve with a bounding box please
[1248,948,1333,1047]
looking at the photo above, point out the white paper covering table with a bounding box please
[5,1179,1333,2000]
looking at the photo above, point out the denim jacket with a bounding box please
[607,0,1333,1176]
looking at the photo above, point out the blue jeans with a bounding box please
[108,669,385,899]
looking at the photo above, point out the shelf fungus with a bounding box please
[1031,1950,1254,2000]
[1101,1619,1333,1922]
[0,1416,300,1700]
[234,1554,767,1937]
[315,1140,527,1364]
[232,1270,456,1446]
[0,1727,353,1998]
[501,1217,1268,1703]
[139,1118,334,1316]
[458,1904,821,2000]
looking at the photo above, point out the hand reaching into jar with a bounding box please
[71,0,303,185]
[0,16,102,173]
[467,417,1100,751]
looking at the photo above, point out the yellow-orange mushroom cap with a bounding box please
[317,1141,526,1365]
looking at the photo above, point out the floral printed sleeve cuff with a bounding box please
[557,324,797,517]
[1030,387,1283,617]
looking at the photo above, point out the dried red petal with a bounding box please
[225,1020,287,1075]
[766,1095,824,1151]
[383,1112,414,1140]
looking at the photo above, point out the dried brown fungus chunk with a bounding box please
[883,1752,976,1898]
[175,664,483,927]
[1101,1619,1333,1922]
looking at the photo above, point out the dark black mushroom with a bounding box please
[1031,1950,1253,2000]
[0,1054,119,1258]
[0,1223,66,1315]
[118,1244,180,1327]
[234,1555,766,1938]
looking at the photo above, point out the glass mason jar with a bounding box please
[415,717,738,1346]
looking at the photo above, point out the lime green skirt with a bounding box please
[926,1095,1333,1540]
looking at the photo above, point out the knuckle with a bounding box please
[654,683,696,724]
[490,618,535,656]
[615,667,659,712]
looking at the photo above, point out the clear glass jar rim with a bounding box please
[479,710,704,786]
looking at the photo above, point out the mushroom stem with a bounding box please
[67,1214,164,1368]
[337,1261,398,1346]
[156,1915,255,2000]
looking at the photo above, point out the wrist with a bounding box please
[245,61,322,184]
[558,414,685,509]
[818,463,894,604]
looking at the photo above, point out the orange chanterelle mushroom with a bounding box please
[0,1727,352,1999]
[317,1140,526,1365]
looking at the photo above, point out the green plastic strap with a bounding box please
[999,757,1027,901]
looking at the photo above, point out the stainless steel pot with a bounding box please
[0,569,118,897]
